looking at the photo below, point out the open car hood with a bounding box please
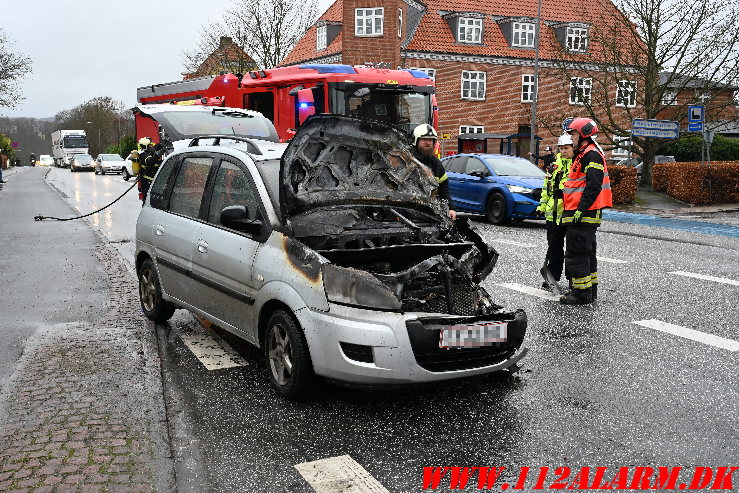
[279,115,446,220]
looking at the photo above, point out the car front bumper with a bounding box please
[297,302,527,385]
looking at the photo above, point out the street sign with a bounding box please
[631,119,680,139]
[688,105,704,132]
[440,133,451,140]
[704,130,715,144]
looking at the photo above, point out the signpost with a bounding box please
[631,119,680,139]
[688,105,704,132]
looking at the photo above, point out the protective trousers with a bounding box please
[545,221,567,281]
[565,224,598,296]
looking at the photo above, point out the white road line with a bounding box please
[597,256,628,264]
[633,319,739,352]
[496,282,561,301]
[490,239,536,247]
[295,455,390,493]
[180,331,248,370]
[668,270,739,287]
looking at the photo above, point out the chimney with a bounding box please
[219,36,233,49]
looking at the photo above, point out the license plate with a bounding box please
[439,322,508,348]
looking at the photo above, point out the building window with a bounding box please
[355,8,384,36]
[460,125,485,134]
[566,27,588,52]
[316,25,327,51]
[512,22,536,48]
[697,91,710,103]
[616,80,637,107]
[612,135,631,157]
[410,67,436,81]
[398,8,403,38]
[521,74,536,103]
[458,17,483,44]
[461,71,486,100]
[569,77,592,105]
[661,90,677,106]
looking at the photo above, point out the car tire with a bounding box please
[122,169,130,181]
[138,259,176,322]
[264,310,314,400]
[486,192,510,225]
[100,169,105,175]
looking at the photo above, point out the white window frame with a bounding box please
[458,17,483,44]
[616,80,637,108]
[355,7,384,36]
[398,8,403,38]
[461,71,486,100]
[459,125,485,134]
[512,22,536,48]
[410,67,436,82]
[316,25,327,51]
[569,77,592,105]
[521,74,536,103]
[661,90,677,106]
[612,135,631,157]
[697,91,711,103]
[566,27,588,52]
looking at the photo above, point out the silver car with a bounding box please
[95,153,125,175]
[135,114,527,399]
[70,153,94,172]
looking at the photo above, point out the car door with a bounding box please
[154,154,215,306]
[443,157,468,211]
[190,156,266,340]
[460,157,493,214]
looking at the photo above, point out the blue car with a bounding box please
[441,153,546,224]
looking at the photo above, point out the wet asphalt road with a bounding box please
[45,167,739,492]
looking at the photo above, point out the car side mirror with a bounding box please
[469,170,486,178]
[220,205,262,235]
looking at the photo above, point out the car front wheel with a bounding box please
[122,168,130,181]
[264,310,314,400]
[138,259,175,322]
[486,192,510,225]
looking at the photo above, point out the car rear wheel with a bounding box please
[264,310,314,400]
[122,168,130,181]
[486,193,510,225]
[138,259,175,322]
[99,169,105,175]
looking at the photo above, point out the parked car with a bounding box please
[135,114,527,399]
[70,154,94,172]
[95,154,125,175]
[655,155,676,164]
[39,155,54,167]
[441,153,546,224]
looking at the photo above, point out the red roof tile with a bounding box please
[280,0,344,66]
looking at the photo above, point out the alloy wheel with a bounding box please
[268,323,293,386]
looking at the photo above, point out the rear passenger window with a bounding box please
[168,157,213,218]
[149,156,178,210]
[464,158,488,175]
[207,160,262,227]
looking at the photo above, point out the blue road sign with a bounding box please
[631,119,680,139]
[688,105,704,132]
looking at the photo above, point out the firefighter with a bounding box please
[137,137,165,202]
[411,124,456,220]
[529,146,556,172]
[536,133,574,289]
[560,118,612,304]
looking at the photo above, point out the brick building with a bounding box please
[184,37,257,80]
[281,0,643,158]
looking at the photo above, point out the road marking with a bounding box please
[668,271,739,287]
[295,455,390,493]
[597,256,628,264]
[490,239,536,247]
[633,319,739,352]
[180,324,248,370]
[496,282,561,301]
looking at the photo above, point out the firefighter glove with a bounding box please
[572,210,583,223]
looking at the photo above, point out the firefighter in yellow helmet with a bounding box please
[411,124,456,220]
[137,137,165,203]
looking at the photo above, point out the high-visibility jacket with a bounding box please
[562,142,612,226]
[536,153,571,224]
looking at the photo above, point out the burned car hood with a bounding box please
[279,115,446,220]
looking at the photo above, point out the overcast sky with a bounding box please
[4,0,333,119]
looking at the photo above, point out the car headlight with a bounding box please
[507,184,533,194]
[322,264,402,311]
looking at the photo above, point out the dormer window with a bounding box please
[512,22,536,48]
[566,27,588,52]
[316,25,327,50]
[458,17,483,43]
[355,8,384,36]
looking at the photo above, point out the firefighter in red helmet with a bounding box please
[560,118,613,304]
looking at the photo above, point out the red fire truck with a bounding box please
[136,64,438,143]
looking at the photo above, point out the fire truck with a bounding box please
[136,64,438,143]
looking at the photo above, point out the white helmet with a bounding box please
[557,133,573,146]
[412,124,438,145]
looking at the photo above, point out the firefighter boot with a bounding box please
[592,284,598,300]
[560,287,593,305]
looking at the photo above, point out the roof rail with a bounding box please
[188,135,263,155]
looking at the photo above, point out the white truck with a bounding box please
[51,130,89,167]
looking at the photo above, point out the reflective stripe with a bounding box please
[585,163,604,171]
[601,183,611,190]
[563,186,586,193]
[582,216,602,224]
[590,272,599,284]
[437,173,448,183]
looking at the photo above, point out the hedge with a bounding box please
[608,165,637,204]
[651,161,739,205]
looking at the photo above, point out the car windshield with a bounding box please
[75,155,93,163]
[101,154,123,161]
[63,136,88,148]
[152,109,279,143]
[484,157,545,177]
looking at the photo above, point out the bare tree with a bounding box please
[550,0,739,184]
[0,29,33,110]
[54,97,133,157]
[182,0,319,74]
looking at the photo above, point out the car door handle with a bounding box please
[155,225,164,236]
[197,240,208,253]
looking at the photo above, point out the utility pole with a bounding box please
[529,0,543,162]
